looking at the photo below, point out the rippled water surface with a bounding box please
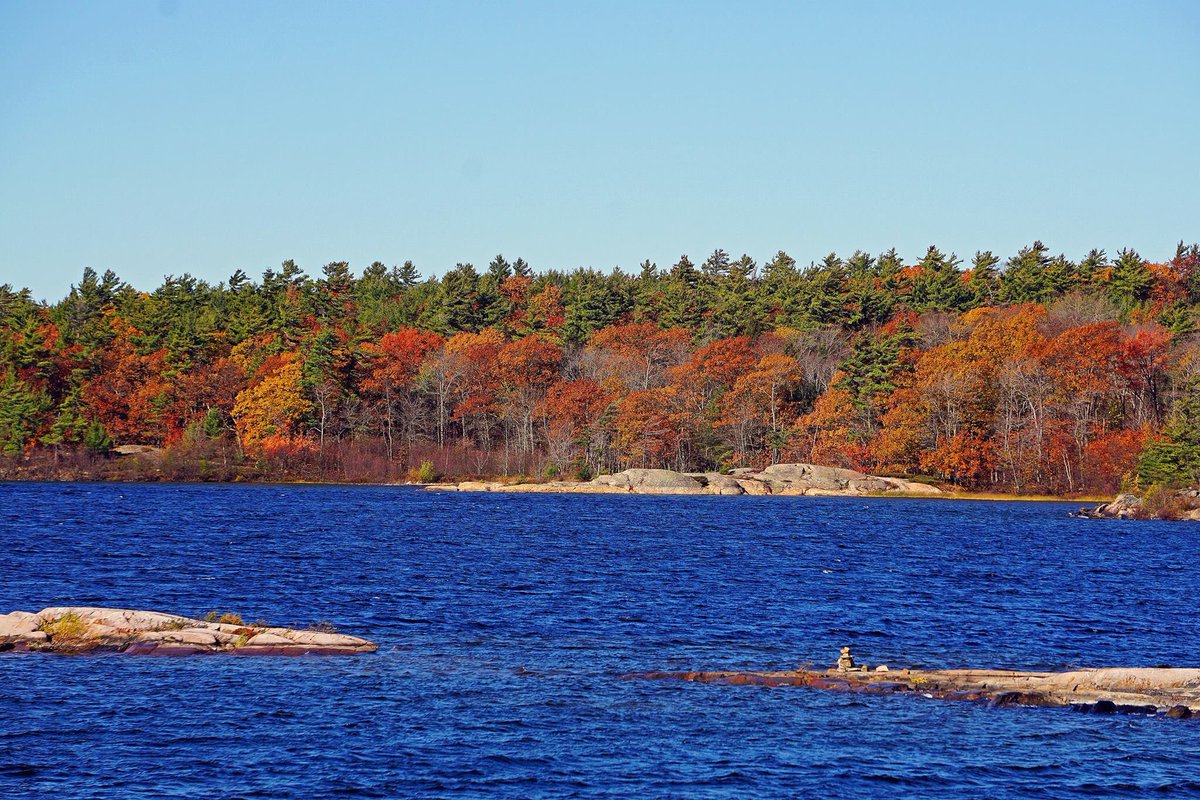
[2,482,1199,798]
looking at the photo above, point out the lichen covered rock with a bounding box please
[0,607,378,656]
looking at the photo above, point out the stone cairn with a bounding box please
[835,645,876,672]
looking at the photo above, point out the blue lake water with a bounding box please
[1,482,1198,798]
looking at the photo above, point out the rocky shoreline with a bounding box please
[425,463,942,497]
[1075,492,1200,521]
[0,607,378,656]
[634,663,1200,718]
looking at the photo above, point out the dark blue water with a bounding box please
[2,483,1198,798]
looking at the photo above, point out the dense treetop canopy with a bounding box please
[2,241,1198,492]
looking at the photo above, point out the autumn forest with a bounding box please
[3,241,1200,495]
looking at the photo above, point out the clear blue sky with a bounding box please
[2,0,1197,301]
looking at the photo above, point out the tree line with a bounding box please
[2,241,1199,492]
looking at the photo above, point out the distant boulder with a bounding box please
[112,444,163,457]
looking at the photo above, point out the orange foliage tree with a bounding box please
[586,322,691,391]
[496,335,562,460]
[360,327,444,459]
[81,316,174,444]
[442,328,506,451]
[719,353,802,465]
[789,377,871,469]
[543,378,613,474]
[613,386,687,468]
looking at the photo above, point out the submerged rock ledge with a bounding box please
[0,607,378,656]
[427,463,941,497]
[632,667,1200,718]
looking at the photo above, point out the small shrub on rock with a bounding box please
[39,612,88,642]
[1143,484,1185,520]
[408,460,439,483]
[151,619,188,631]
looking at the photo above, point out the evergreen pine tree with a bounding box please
[1106,248,1154,313]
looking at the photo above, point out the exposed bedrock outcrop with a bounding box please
[428,463,942,497]
[1076,493,1145,519]
[0,607,378,656]
[632,666,1200,716]
[1076,491,1200,521]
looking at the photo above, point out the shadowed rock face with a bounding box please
[0,607,378,656]
[428,463,942,497]
[630,667,1200,717]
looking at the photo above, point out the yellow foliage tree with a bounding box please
[231,353,311,455]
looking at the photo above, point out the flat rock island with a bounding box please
[634,662,1200,718]
[0,607,378,656]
